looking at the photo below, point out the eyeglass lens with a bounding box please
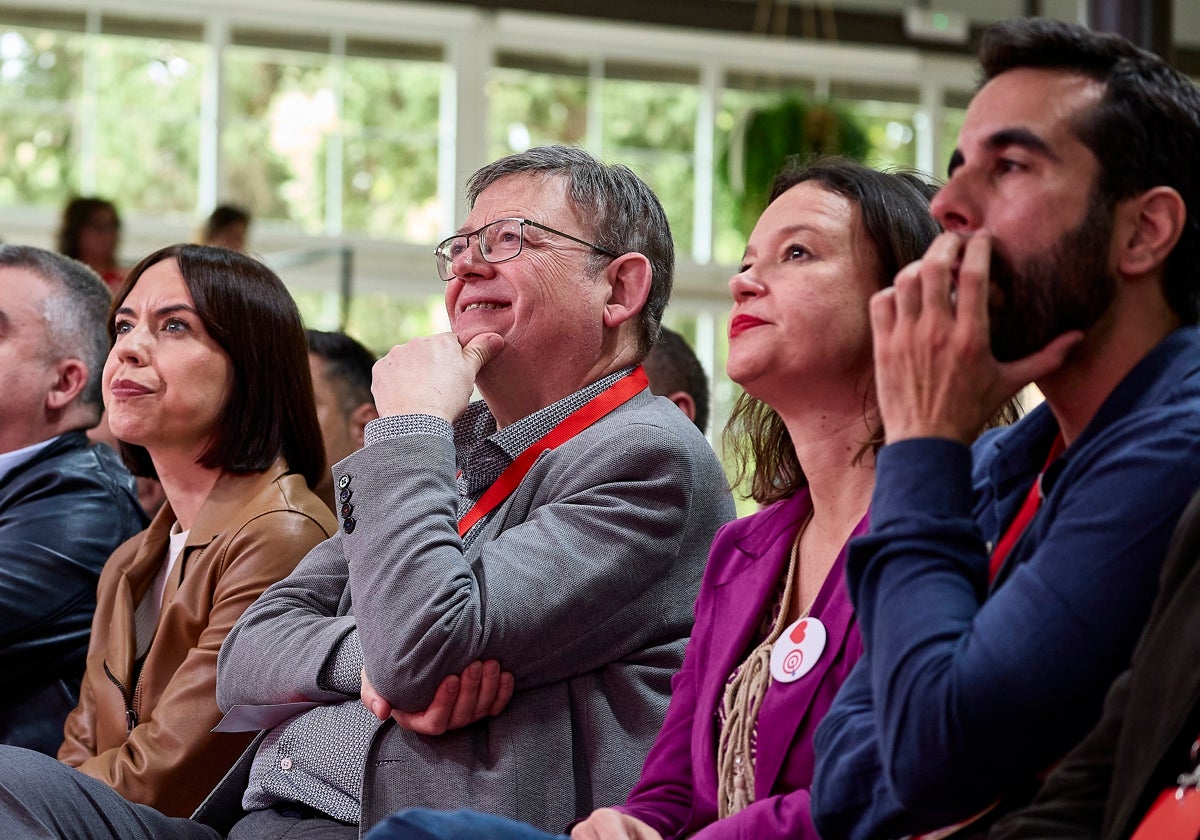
[439,218,524,275]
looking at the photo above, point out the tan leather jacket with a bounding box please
[58,461,336,816]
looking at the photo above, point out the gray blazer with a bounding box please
[204,389,734,836]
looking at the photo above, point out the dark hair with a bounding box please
[306,329,377,412]
[203,203,251,243]
[0,245,110,421]
[724,156,941,505]
[644,326,710,433]
[979,18,1200,323]
[57,197,120,260]
[110,244,325,488]
[466,145,674,356]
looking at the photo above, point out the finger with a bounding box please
[999,329,1085,389]
[917,232,966,317]
[869,287,898,344]
[488,671,515,717]
[394,674,459,735]
[471,660,502,721]
[448,661,484,729]
[461,332,504,374]
[954,231,993,335]
[360,668,390,721]
[892,259,922,321]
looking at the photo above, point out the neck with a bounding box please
[479,340,641,429]
[778,393,877,538]
[1038,294,1178,446]
[150,452,224,531]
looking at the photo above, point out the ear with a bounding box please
[45,359,89,412]
[601,253,652,330]
[349,401,379,449]
[663,389,697,424]
[1114,186,1186,279]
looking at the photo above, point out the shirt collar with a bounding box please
[0,435,62,484]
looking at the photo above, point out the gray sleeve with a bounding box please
[216,532,358,710]
[345,420,714,712]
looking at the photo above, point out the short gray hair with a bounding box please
[0,245,111,416]
[466,145,674,356]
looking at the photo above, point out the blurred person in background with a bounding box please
[306,329,379,512]
[201,205,252,253]
[57,196,127,292]
[643,326,710,434]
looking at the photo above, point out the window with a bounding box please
[0,15,84,207]
[223,28,444,238]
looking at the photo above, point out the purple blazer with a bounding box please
[616,490,866,839]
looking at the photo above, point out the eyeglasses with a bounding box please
[434,217,619,282]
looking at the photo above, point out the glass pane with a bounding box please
[840,99,919,170]
[344,292,443,355]
[223,46,333,232]
[600,73,698,256]
[342,134,440,240]
[341,54,442,240]
[91,34,205,214]
[486,63,589,159]
[0,24,84,206]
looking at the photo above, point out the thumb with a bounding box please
[999,329,1085,391]
[462,332,504,373]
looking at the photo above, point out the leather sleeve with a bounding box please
[0,445,144,689]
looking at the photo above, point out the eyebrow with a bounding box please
[741,222,828,261]
[114,303,198,319]
[946,127,1060,177]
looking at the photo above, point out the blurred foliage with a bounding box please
[717,96,870,241]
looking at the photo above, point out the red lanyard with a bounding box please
[456,366,649,537]
[1132,735,1200,840]
[988,433,1065,583]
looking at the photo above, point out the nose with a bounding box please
[728,266,764,301]
[930,171,978,234]
[114,323,150,365]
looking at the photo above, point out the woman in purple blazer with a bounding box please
[364,158,941,840]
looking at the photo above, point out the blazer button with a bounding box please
[339,486,353,503]
[338,474,352,490]
[341,502,354,518]
[280,757,293,771]
[343,517,357,534]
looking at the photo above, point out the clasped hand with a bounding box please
[361,661,514,735]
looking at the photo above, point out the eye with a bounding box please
[113,319,132,335]
[163,317,189,334]
[996,157,1025,175]
[785,244,811,261]
[446,238,468,259]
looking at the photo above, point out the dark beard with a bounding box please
[987,198,1116,362]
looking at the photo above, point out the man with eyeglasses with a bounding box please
[0,146,735,839]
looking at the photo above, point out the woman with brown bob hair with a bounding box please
[56,244,337,817]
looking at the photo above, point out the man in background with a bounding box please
[306,329,378,511]
[0,245,145,755]
[643,325,709,434]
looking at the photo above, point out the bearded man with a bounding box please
[810,18,1200,840]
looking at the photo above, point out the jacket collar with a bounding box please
[183,458,290,549]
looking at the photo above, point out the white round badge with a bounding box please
[769,616,827,683]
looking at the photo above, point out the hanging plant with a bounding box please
[721,96,870,239]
